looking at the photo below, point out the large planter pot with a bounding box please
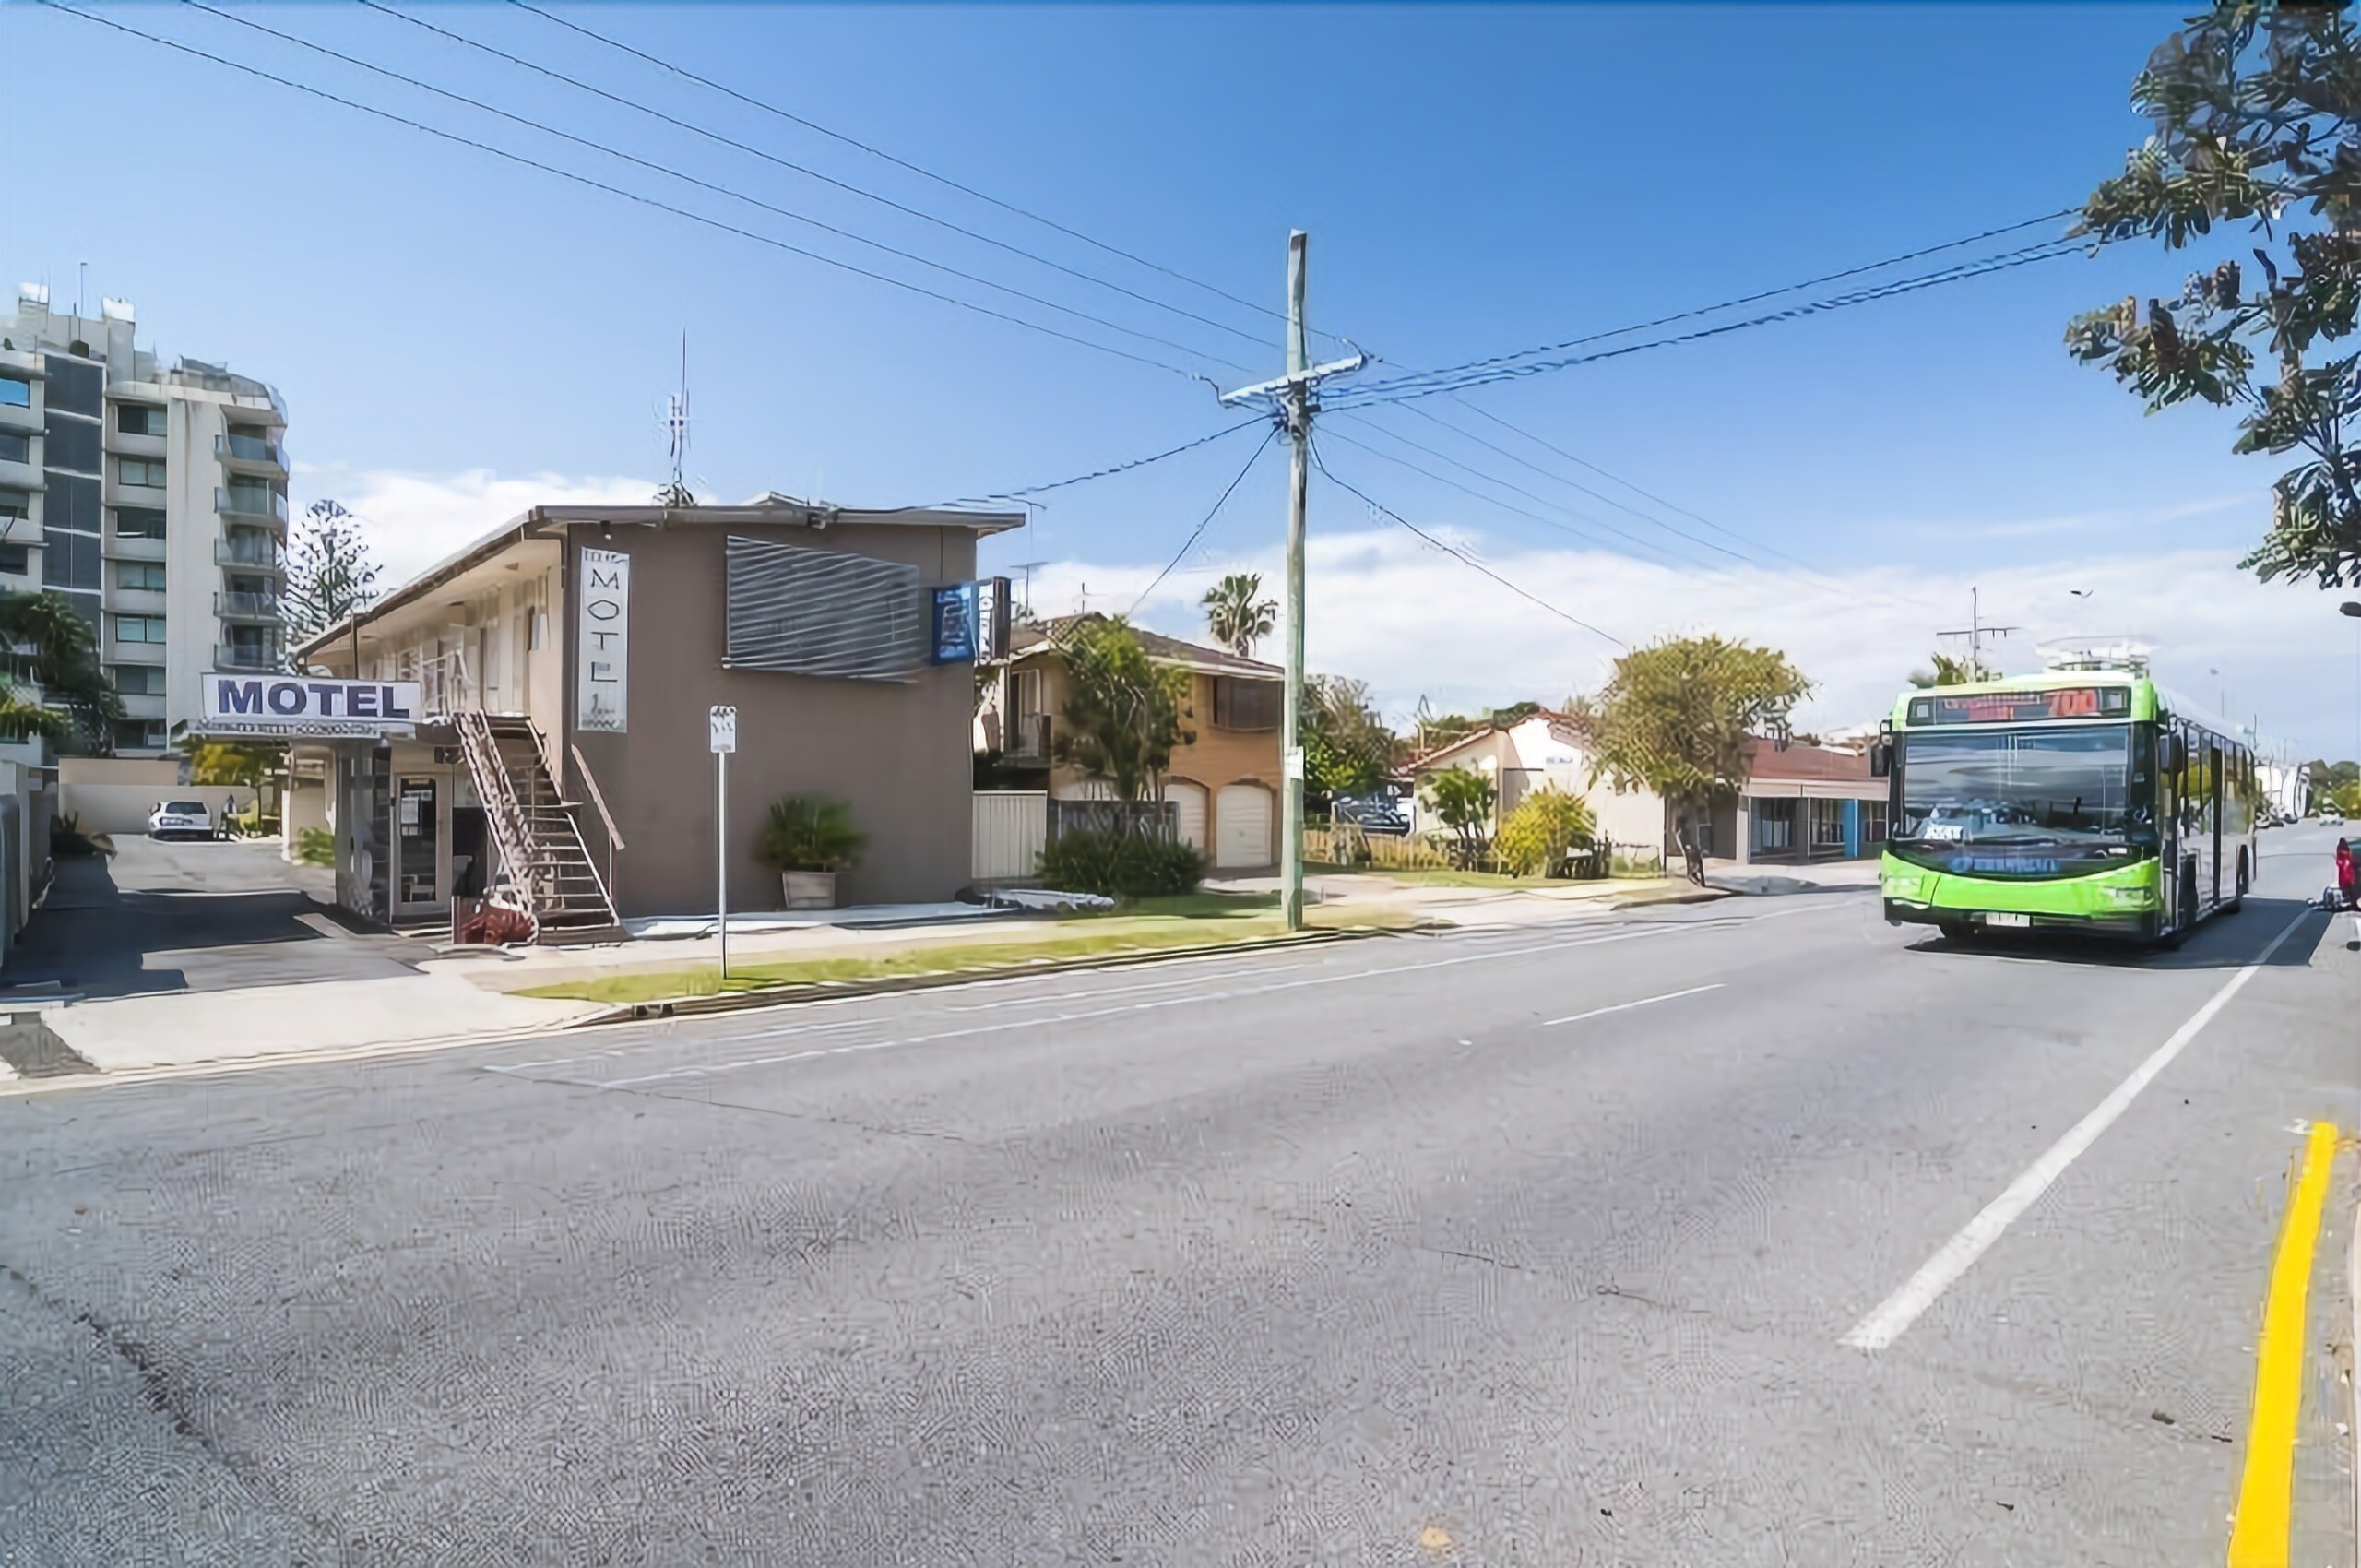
[781,869,839,909]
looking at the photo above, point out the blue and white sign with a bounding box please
[930,583,979,665]
[201,673,422,738]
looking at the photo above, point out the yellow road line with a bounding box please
[2225,1120,2340,1568]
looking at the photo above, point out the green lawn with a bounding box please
[519,898,1404,1006]
[1304,861,1659,891]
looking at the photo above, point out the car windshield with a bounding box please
[163,800,207,815]
[1897,725,2132,844]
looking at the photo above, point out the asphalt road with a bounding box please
[1,826,2354,1567]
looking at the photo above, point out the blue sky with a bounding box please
[7,2,2358,758]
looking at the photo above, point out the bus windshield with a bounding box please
[1896,725,2133,844]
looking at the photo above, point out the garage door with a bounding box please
[1215,784,1273,869]
[1163,781,1207,849]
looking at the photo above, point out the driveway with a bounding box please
[3,836,424,1000]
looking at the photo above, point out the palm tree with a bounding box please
[1201,572,1276,658]
[1907,651,1991,689]
[0,592,125,751]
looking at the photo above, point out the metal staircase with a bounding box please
[449,710,619,939]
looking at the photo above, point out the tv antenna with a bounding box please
[1936,585,2019,675]
[657,331,694,507]
[1009,560,1047,619]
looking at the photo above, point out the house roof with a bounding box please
[1744,736,1872,782]
[292,499,1026,659]
[1004,614,1282,680]
[1406,709,1590,771]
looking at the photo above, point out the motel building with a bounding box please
[199,500,1020,936]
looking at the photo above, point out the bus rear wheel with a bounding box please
[2226,849,2248,913]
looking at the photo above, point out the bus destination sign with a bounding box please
[1916,686,2130,725]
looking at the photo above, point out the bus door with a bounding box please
[2210,744,2225,909]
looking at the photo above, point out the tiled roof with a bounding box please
[1008,614,1282,678]
[1406,708,1590,770]
[1744,736,1872,782]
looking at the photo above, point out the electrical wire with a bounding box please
[37,4,1226,386]
[1126,427,1278,615]
[504,0,1343,347]
[355,0,1278,358]
[1332,235,2093,408]
[174,0,1251,379]
[896,417,1270,513]
[1310,439,1625,647]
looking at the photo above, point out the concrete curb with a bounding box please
[569,924,1397,1028]
[1608,886,1729,911]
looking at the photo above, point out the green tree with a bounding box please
[1200,572,1276,659]
[2070,3,2361,586]
[1419,765,1497,869]
[0,591,124,753]
[1494,788,1597,877]
[1907,652,1993,688]
[284,498,383,655]
[1582,635,1811,874]
[1302,674,1394,804]
[188,741,279,789]
[1052,616,1193,814]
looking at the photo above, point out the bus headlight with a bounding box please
[1884,873,1928,902]
[2104,884,2153,907]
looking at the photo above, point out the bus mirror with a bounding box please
[1869,742,1892,778]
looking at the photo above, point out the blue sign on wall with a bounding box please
[930,583,979,664]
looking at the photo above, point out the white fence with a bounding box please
[971,790,1047,883]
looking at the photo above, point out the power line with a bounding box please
[505,0,1346,346]
[39,4,1217,386]
[1310,439,1625,647]
[175,0,1251,379]
[1332,235,2092,408]
[1127,427,1278,615]
[901,417,1270,512]
[355,0,1278,358]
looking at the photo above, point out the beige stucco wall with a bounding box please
[563,520,980,915]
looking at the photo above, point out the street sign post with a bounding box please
[710,706,736,975]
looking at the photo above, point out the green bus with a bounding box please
[1875,665,2258,943]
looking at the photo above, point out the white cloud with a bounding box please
[289,465,655,587]
[1021,528,2361,760]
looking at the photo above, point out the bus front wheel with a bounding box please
[1938,920,1975,943]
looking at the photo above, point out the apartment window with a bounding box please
[44,418,99,475]
[0,490,28,525]
[0,432,27,465]
[113,561,165,591]
[115,404,167,436]
[1211,675,1279,731]
[113,505,166,540]
[115,457,166,488]
[111,719,167,752]
[0,377,29,408]
[42,529,99,592]
[42,357,101,417]
[114,614,166,645]
[112,664,166,695]
[0,543,28,576]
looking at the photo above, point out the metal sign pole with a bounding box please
[710,705,737,979]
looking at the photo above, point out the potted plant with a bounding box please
[756,795,867,909]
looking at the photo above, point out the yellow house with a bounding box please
[977,615,1284,872]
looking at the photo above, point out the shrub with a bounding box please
[294,826,335,866]
[754,795,866,872]
[1494,789,1597,876]
[1036,828,1205,898]
[49,812,113,860]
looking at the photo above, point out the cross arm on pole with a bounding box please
[1217,352,1368,407]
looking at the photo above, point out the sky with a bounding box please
[6,1,2360,760]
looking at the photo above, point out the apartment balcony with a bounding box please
[103,585,166,617]
[214,642,284,672]
[215,485,289,531]
[105,533,168,563]
[216,433,289,476]
[107,429,166,460]
[214,590,284,624]
[214,537,286,576]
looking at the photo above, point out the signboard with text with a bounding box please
[200,673,422,738]
[576,546,631,732]
[1915,686,2132,726]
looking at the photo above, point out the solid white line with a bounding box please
[1841,904,2319,1352]
[1543,983,1723,1028]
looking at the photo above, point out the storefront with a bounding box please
[1735,737,1888,864]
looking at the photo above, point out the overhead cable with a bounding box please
[1127,427,1279,615]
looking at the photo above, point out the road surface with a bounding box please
[2,825,2354,1566]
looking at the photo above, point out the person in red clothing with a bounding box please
[2339,837,2356,908]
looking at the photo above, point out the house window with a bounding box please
[0,432,27,464]
[113,664,166,695]
[113,505,165,540]
[1211,676,1279,731]
[115,404,167,436]
[1860,801,1888,849]
[114,614,166,645]
[1009,667,1048,757]
[115,457,166,488]
[1751,798,1797,855]
[0,377,29,408]
[1810,798,1846,851]
[113,561,165,591]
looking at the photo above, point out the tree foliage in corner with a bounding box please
[2070,2,2361,586]
[1907,651,1993,688]
[1200,572,1276,659]
[1302,674,1394,804]
[284,498,383,657]
[0,591,123,753]
[1581,635,1809,851]
[1052,616,1194,812]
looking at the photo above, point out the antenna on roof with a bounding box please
[657,331,694,507]
[1010,560,1047,622]
[2037,635,2154,674]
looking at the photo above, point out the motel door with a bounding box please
[394,775,449,919]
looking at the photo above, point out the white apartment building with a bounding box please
[0,284,289,756]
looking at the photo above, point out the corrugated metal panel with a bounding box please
[725,536,924,680]
[971,790,1047,881]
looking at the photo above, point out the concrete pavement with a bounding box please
[0,826,2352,1565]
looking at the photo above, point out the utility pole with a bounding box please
[1936,586,2019,678]
[1219,231,1364,930]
